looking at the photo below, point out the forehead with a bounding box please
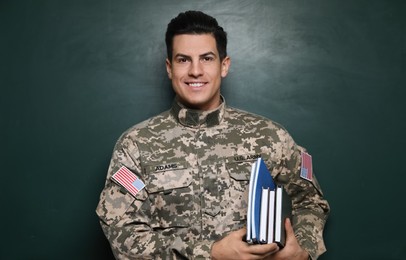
[172,34,218,56]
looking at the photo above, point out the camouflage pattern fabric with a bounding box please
[96,98,330,259]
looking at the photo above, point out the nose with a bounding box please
[188,60,203,77]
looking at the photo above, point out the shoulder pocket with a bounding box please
[96,182,138,225]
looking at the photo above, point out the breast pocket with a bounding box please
[223,160,252,222]
[224,155,274,223]
[144,166,194,229]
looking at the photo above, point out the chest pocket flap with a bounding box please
[143,161,192,193]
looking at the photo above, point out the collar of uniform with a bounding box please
[171,96,226,128]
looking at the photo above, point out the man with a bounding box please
[96,10,329,260]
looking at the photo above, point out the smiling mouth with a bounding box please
[186,82,206,87]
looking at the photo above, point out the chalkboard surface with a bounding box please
[1,0,405,259]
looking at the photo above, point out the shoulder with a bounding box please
[118,109,173,141]
[225,106,288,133]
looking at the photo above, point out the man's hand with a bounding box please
[211,228,279,260]
[265,218,309,260]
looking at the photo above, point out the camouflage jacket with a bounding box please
[96,98,330,260]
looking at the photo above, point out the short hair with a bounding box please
[165,10,228,61]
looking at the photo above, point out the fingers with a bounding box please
[234,227,247,237]
[233,228,279,257]
[212,228,278,260]
[248,243,279,256]
[284,218,295,242]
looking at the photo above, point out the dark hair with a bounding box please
[165,11,228,61]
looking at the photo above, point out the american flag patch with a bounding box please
[111,166,145,197]
[300,152,313,182]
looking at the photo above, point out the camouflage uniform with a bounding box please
[96,98,330,260]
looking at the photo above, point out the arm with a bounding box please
[97,184,213,259]
[287,153,329,260]
[274,133,330,260]
[96,134,213,259]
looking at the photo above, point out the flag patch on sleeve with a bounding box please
[111,166,145,197]
[300,152,313,182]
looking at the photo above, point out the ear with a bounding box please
[166,58,172,79]
[221,56,231,78]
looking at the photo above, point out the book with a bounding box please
[246,162,257,243]
[274,185,291,248]
[259,187,270,243]
[247,158,275,243]
[246,158,291,247]
[267,189,276,243]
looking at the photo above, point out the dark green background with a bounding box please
[1,0,405,259]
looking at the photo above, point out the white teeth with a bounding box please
[188,83,204,87]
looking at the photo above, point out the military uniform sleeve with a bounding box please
[96,134,213,259]
[274,131,330,260]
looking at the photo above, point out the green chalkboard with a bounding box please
[1,0,405,259]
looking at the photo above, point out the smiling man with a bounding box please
[96,11,329,260]
[166,33,230,111]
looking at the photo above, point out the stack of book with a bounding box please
[246,158,291,247]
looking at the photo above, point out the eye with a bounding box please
[177,57,188,63]
[201,56,215,63]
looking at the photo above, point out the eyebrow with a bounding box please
[174,51,217,59]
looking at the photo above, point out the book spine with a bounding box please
[274,186,283,243]
[259,187,269,243]
[267,189,276,243]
